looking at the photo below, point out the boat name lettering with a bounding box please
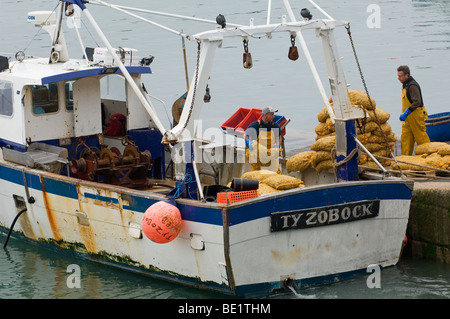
[270,200,380,232]
[143,216,175,241]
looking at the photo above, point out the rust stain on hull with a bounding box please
[271,247,304,265]
[76,184,98,253]
[77,223,97,253]
[40,175,62,241]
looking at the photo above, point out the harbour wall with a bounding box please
[403,181,450,264]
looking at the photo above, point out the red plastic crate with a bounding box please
[217,190,258,204]
[235,108,263,134]
[221,108,251,131]
[221,108,287,136]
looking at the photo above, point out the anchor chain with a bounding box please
[345,23,402,173]
[181,39,202,131]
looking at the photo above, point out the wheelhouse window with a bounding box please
[65,80,75,111]
[31,83,59,114]
[0,80,13,117]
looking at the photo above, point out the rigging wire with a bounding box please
[89,0,244,28]
[91,0,191,39]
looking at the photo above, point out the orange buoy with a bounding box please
[141,201,182,244]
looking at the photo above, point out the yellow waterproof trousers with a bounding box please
[246,130,280,172]
[400,89,430,155]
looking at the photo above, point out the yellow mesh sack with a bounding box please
[425,153,450,170]
[263,175,304,190]
[315,160,333,173]
[390,155,439,171]
[414,142,449,155]
[310,135,335,152]
[438,144,450,156]
[362,142,384,152]
[357,121,379,133]
[317,106,331,123]
[442,155,450,170]
[358,108,390,124]
[286,151,316,173]
[359,154,368,164]
[372,123,392,137]
[315,132,335,141]
[348,90,376,110]
[372,148,392,158]
[312,151,332,167]
[315,122,333,136]
[367,134,386,144]
[329,90,376,110]
[357,132,371,143]
[241,170,278,181]
[326,117,335,132]
[257,182,280,195]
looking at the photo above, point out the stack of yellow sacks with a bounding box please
[286,90,397,174]
[240,170,305,196]
[391,142,450,171]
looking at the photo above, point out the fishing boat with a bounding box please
[0,0,413,297]
[426,112,450,142]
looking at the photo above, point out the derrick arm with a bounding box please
[163,39,221,144]
[318,27,365,181]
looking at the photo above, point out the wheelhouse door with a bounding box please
[73,77,102,137]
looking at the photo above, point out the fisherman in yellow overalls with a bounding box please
[397,65,430,155]
[244,106,282,172]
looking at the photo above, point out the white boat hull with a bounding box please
[0,160,412,296]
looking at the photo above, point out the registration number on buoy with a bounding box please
[270,200,380,232]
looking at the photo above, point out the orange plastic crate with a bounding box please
[217,190,258,204]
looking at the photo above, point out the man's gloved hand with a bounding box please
[246,138,253,151]
[274,145,283,154]
[399,108,412,121]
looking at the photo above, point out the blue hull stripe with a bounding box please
[228,182,412,226]
[0,164,411,226]
[83,192,119,204]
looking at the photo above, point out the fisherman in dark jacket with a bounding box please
[397,65,430,155]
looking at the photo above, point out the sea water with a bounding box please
[1,0,450,299]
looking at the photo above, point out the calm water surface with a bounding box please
[1,0,450,299]
[1,232,450,299]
